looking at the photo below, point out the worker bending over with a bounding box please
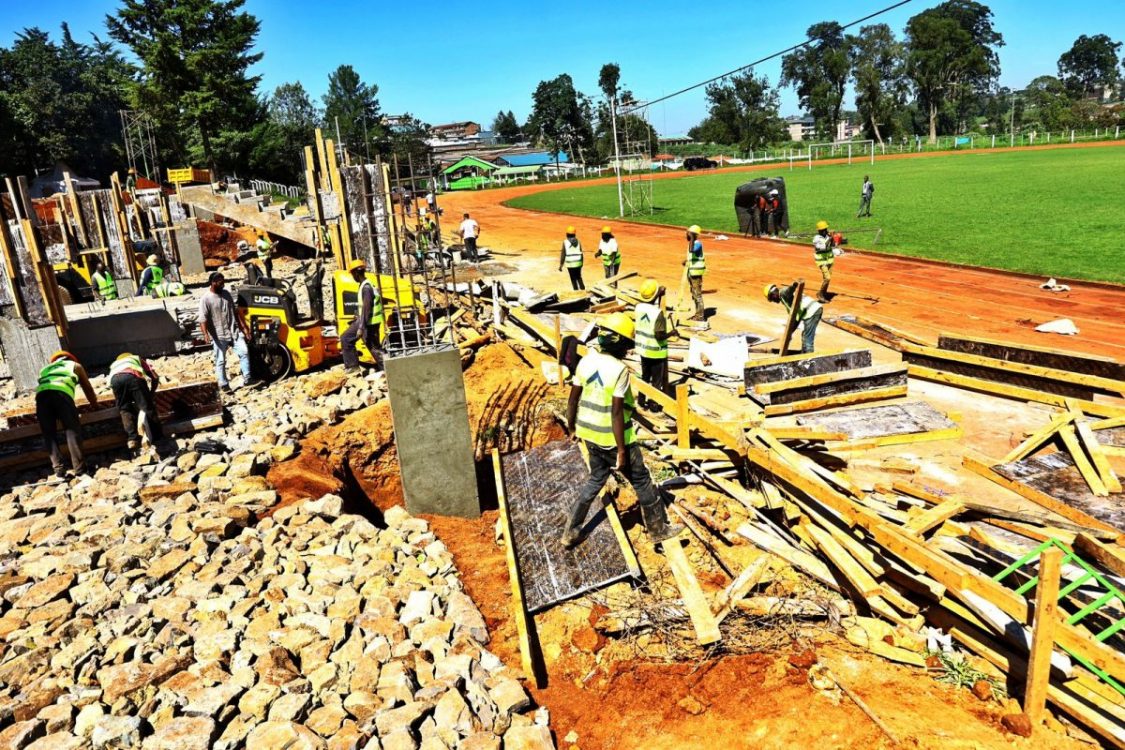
[558,226,585,290]
[594,226,620,279]
[561,313,682,548]
[765,281,823,353]
[812,220,840,302]
[341,260,383,373]
[683,224,707,321]
[634,279,671,411]
[36,351,99,478]
[109,352,163,456]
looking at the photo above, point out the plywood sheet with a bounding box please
[994,452,1125,533]
[797,402,955,440]
[744,349,871,388]
[938,335,1125,381]
[501,440,639,612]
[902,351,1095,401]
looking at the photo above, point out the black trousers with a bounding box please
[35,390,84,474]
[604,262,620,279]
[111,373,163,444]
[341,318,381,368]
[464,237,478,261]
[639,357,668,408]
[567,441,664,533]
[566,266,585,290]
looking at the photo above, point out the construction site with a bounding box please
[1,48,1125,748]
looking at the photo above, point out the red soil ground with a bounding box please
[442,140,1125,361]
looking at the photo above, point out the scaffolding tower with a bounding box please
[119,110,160,182]
[616,100,655,216]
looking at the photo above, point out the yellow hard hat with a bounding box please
[687,224,702,235]
[347,259,366,272]
[599,311,634,340]
[638,279,660,302]
[601,225,612,234]
[763,283,777,300]
[50,350,76,363]
[566,226,576,234]
[816,220,829,231]
[146,254,159,265]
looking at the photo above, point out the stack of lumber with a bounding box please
[744,349,908,416]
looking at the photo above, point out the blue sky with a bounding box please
[2,0,1121,135]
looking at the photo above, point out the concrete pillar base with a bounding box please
[0,320,62,393]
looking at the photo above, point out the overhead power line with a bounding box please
[620,0,914,116]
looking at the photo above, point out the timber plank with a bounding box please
[1024,547,1063,726]
[938,333,1125,382]
[661,536,722,645]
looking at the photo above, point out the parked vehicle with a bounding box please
[683,157,718,171]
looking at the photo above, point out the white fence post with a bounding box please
[1071,130,1075,143]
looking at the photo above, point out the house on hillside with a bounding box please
[441,156,498,190]
[431,121,481,141]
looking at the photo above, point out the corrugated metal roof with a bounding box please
[441,156,499,174]
[498,151,569,167]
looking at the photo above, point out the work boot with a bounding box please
[817,280,831,303]
[641,502,684,543]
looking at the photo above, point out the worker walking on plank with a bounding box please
[561,313,683,548]
[634,279,671,411]
[91,259,117,301]
[812,220,839,302]
[341,259,384,373]
[109,352,163,456]
[256,232,274,279]
[683,225,707,321]
[35,351,99,478]
[594,226,620,279]
[558,226,585,291]
[198,271,256,393]
[136,254,164,296]
[857,175,874,217]
[766,282,823,353]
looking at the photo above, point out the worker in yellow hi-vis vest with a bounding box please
[683,224,706,321]
[558,225,585,290]
[633,278,671,411]
[561,313,683,548]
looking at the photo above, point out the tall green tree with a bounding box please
[526,73,594,166]
[904,0,1004,142]
[107,0,263,173]
[244,82,321,183]
[689,71,784,152]
[0,25,131,178]
[491,110,522,142]
[1024,75,1071,131]
[385,113,431,167]
[1058,34,1122,98]
[322,64,382,160]
[781,22,851,140]
[848,24,908,145]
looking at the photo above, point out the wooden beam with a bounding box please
[324,138,353,263]
[1091,416,1125,432]
[937,332,1125,382]
[903,500,966,536]
[804,522,881,597]
[1024,546,1062,728]
[660,536,722,645]
[764,426,849,441]
[762,385,908,416]
[1002,411,1074,464]
[712,557,770,625]
[1058,424,1109,496]
[907,364,1125,419]
[827,425,964,453]
[753,363,906,396]
[778,281,804,357]
[1074,418,1122,494]
[1072,534,1125,580]
[676,384,691,450]
[961,453,1121,539]
[491,449,544,686]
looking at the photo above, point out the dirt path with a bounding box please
[442,140,1125,360]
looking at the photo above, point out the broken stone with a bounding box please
[501,726,553,750]
[90,715,143,748]
[245,721,325,750]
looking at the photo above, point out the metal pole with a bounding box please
[611,95,624,218]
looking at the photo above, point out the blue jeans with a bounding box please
[212,334,251,386]
[801,307,823,353]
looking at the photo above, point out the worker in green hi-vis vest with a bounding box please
[35,351,100,478]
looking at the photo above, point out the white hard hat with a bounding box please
[769,189,779,197]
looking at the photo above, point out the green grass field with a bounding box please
[504,145,1125,284]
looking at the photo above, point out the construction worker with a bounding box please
[750,194,763,237]
[35,351,99,478]
[634,279,671,410]
[767,189,782,238]
[109,352,163,456]
[341,259,383,373]
[459,213,480,262]
[683,225,706,321]
[91,259,118,301]
[126,167,137,192]
[558,226,585,291]
[857,175,874,218]
[765,282,823,353]
[256,232,274,279]
[812,220,837,302]
[198,271,256,393]
[136,254,163,296]
[561,313,682,548]
[594,226,620,279]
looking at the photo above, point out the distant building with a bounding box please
[494,151,568,167]
[431,121,481,140]
[786,115,859,143]
[658,135,693,147]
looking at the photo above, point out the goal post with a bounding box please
[803,139,877,169]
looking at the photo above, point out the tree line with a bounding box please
[0,0,427,183]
